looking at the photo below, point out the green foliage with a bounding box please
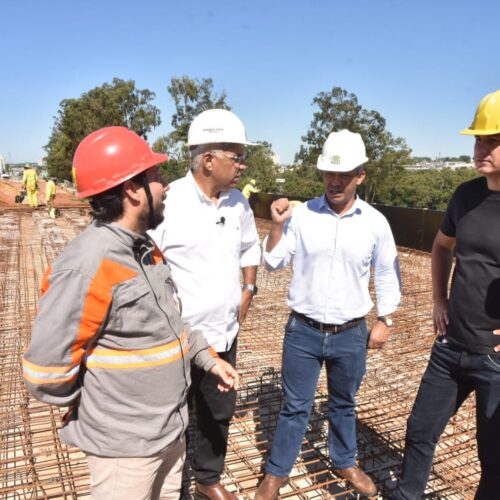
[152,135,189,184]
[239,141,279,193]
[167,76,230,144]
[281,166,324,198]
[411,156,432,163]
[154,76,231,182]
[45,78,161,180]
[379,168,478,210]
[441,155,472,162]
[295,87,411,203]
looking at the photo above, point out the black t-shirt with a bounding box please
[441,176,500,354]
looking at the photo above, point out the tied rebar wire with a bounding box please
[0,212,479,499]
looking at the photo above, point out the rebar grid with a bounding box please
[0,211,480,499]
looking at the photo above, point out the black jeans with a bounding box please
[190,339,237,485]
[393,338,500,499]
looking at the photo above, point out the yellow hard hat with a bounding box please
[250,179,256,185]
[461,90,500,135]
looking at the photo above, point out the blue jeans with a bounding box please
[394,338,500,499]
[266,314,369,476]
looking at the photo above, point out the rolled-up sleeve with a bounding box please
[262,219,296,271]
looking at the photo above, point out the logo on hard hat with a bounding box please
[202,127,224,133]
[330,155,341,165]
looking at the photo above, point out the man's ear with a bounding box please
[356,170,367,186]
[202,151,215,173]
[122,179,142,202]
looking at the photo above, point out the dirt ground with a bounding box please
[0,179,86,208]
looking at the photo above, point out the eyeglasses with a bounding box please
[212,151,247,166]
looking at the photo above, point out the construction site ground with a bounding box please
[1,203,479,499]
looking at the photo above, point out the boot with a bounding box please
[334,465,377,497]
[254,473,288,499]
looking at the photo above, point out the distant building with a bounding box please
[0,154,5,175]
[404,160,474,171]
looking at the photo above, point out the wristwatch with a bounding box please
[242,284,258,296]
[377,316,393,327]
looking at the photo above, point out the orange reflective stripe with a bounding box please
[72,259,137,365]
[23,358,80,385]
[90,332,187,357]
[85,332,189,369]
[40,266,52,295]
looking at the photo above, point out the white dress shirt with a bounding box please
[149,171,261,352]
[263,196,401,324]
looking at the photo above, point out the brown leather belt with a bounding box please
[291,311,364,334]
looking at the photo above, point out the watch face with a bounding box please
[378,316,393,327]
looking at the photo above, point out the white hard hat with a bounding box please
[316,130,369,172]
[187,109,255,147]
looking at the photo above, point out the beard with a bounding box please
[148,203,165,230]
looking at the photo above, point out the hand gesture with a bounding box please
[270,198,293,225]
[209,358,240,392]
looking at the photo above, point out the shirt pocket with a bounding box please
[106,279,156,346]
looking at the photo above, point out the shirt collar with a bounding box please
[99,221,153,249]
[319,194,362,217]
[186,169,231,205]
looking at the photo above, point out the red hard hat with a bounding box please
[73,126,168,198]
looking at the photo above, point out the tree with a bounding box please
[239,141,279,193]
[154,76,231,182]
[281,165,324,198]
[168,76,230,144]
[380,168,478,210]
[295,87,411,203]
[45,78,161,180]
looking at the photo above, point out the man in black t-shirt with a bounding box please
[393,90,500,499]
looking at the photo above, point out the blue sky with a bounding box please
[1,0,498,164]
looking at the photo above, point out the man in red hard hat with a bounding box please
[22,127,239,500]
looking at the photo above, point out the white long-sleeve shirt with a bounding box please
[150,171,261,352]
[263,196,401,324]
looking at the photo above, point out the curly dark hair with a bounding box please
[88,172,147,223]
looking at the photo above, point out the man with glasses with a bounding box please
[150,109,260,500]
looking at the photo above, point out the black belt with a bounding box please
[291,311,364,333]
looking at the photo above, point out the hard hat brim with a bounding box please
[460,127,500,136]
[187,139,257,147]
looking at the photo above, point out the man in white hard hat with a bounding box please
[393,91,500,499]
[150,109,261,499]
[255,130,401,499]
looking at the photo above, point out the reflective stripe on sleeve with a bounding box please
[23,358,80,385]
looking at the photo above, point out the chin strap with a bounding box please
[140,174,156,230]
